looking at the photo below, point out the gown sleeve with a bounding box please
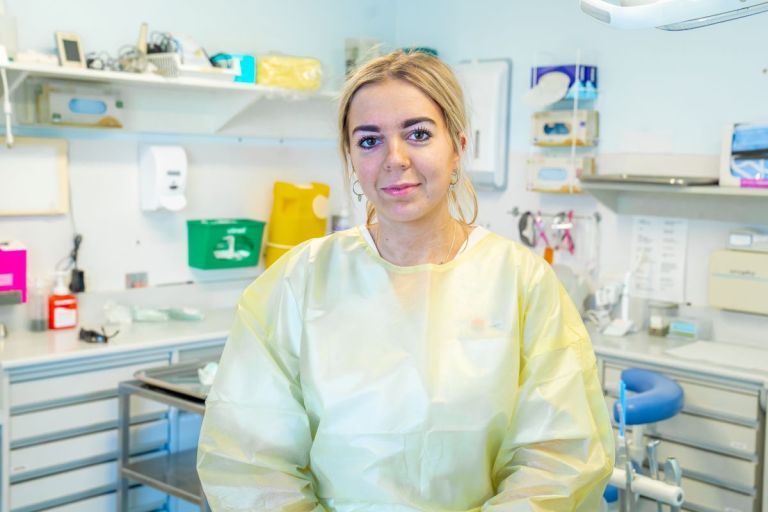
[482,259,615,511]
[196,249,324,512]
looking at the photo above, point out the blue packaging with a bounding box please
[530,64,598,101]
[210,53,256,83]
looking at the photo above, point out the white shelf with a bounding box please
[582,182,768,222]
[1,61,339,141]
[2,61,336,97]
[582,182,768,197]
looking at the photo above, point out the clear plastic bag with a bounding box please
[256,55,322,91]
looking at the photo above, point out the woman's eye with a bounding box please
[357,136,379,149]
[409,128,432,142]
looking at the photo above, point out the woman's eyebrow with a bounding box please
[352,124,379,134]
[401,117,435,129]
[352,117,436,134]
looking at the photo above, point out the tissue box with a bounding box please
[0,241,27,303]
[532,110,599,147]
[187,219,266,270]
[37,82,124,128]
[527,155,595,192]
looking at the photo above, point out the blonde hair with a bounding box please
[338,50,478,225]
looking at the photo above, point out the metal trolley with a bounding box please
[117,360,215,511]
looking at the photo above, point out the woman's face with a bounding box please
[347,79,461,225]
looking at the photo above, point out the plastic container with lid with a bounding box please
[264,181,330,267]
[647,301,678,337]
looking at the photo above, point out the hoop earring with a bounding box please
[449,170,459,191]
[352,179,364,202]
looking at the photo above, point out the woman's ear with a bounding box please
[459,132,468,153]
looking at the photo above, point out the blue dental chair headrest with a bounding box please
[613,368,684,425]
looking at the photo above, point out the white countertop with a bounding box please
[591,330,768,389]
[0,308,234,369]
[1,308,766,392]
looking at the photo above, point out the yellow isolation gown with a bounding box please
[197,227,614,511]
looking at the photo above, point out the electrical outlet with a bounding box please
[126,272,148,289]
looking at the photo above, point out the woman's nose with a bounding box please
[384,139,409,171]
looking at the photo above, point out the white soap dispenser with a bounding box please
[139,145,188,211]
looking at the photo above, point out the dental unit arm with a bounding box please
[609,467,685,508]
[608,371,686,510]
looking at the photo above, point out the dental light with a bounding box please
[579,0,768,30]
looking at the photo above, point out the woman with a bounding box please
[197,50,614,511]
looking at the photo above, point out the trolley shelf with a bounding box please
[122,449,203,505]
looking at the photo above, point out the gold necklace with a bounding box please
[375,221,459,265]
[440,222,458,264]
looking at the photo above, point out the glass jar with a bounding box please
[26,277,48,332]
[647,301,678,337]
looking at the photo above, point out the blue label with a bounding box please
[68,98,107,115]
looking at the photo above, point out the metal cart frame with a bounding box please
[117,380,210,511]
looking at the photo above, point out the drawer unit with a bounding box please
[603,364,761,424]
[11,459,121,510]
[650,411,759,458]
[602,395,758,458]
[599,357,765,512]
[9,453,168,512]
[45,485,166,512]
[10,420,168,480]
[679,475,757,512]
[10,359,169,411]
[10,397,167,445]
[655,439,759,492]
[0,341,228,512]
[177,342,224,363]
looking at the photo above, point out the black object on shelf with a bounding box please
[0,290,22,306]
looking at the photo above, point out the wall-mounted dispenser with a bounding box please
[455,59,511,190]
[139,145,187,211]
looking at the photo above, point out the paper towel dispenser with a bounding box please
[455,59,511,190]
[709,249,768,316]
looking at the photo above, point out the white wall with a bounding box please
[11,139,349,288]
[0,0,393,295]
[1,0,766,344]
[393,0,768,345]
[8,0,395,91]
[394,0,768,153]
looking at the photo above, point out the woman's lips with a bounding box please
[381,183,420,196]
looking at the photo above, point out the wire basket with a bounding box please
[146,52,238,82]
[146,52,183,78]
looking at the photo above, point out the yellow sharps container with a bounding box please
[264,181,330,267]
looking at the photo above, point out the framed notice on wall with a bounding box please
[0,137,69,216]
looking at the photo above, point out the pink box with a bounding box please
[0,241,27,303]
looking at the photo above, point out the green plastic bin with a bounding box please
[187,219,266,270]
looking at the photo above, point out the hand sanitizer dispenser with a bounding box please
[139,145,188,211]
